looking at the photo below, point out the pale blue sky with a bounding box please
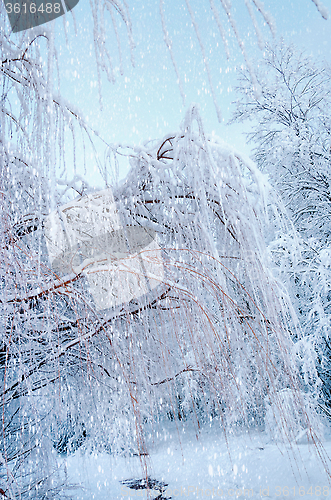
[37,0,331,183]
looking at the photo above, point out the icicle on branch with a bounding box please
[159,0,186,105]
[310,0,329,19]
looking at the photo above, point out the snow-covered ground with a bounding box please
[63,421,331,499]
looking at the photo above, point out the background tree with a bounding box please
[232,41,331,414]
[232,42,331,243]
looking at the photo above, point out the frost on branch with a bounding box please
[311,0,329,19]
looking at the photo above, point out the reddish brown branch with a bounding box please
[2,273,82,304]
[151,366,199,386]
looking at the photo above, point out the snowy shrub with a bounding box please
[265,388,325,444]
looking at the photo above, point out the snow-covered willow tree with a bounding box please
[1,103,329,496]
[1,1,331,497]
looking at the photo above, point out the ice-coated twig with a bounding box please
[184,0,222,122]
[209,0,230,59]
[159,0,186,105]
[251,0,276,36]
[244,0,265,50]
[220,0,262,99]
[310,0,329,19]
